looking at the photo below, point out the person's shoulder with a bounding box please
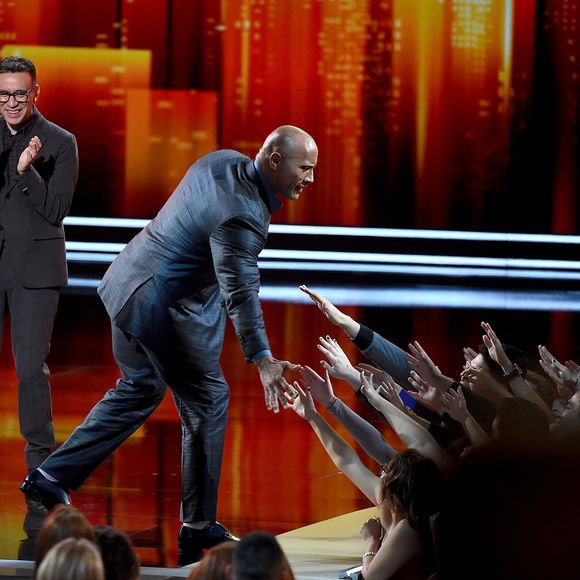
[199,149,250,165]
[36,114,76,143]
[383,519,422,552]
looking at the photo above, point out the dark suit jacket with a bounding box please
[98,150,274,362]
[1,110,78,287]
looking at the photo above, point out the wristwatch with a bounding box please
[503,363,522,382]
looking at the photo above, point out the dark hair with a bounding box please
[479,342,528,384]
[379,450,444,535]
[35,505,96,570]
[494,397,550,445]
[93,526,139,580]
[0,55,37,82]
[232,531,285,580]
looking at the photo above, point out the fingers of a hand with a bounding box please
[265,388,279,413]
[320,360,333,373]
[285,362,301,371]
[316,343,332,358]
[409,370,427,389]
[412,340,428,357]
[301,365,323,380]
[299,285,320,302]
[407,343,419,357]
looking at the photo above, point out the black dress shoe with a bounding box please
[178,521,239,566]
[19,469,71,510]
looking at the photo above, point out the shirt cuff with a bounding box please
[250,349,272,362]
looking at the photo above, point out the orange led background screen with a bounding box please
[0,0,577,233]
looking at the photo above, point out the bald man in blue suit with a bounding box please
[21,125,318,565]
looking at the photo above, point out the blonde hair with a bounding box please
[36,538,104,580]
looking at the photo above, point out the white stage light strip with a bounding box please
[65,243,580,275]
[259,285,580,311]
[259,249,580,271]
[64,216,150,228]
[257,261,580,281]
[66,252,120,263]
[66,241,126,252]
[63,216,580,245]
[66,278,580,310]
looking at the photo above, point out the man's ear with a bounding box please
[33,84,40,102]
[268,151,281,170]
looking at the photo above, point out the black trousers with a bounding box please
[0,247,59,470]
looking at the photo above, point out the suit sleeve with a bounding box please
[15,133,79,225]
[209,214,270,361]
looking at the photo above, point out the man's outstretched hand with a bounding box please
[254,355,300,413]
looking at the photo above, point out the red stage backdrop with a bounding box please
[0,0,577,232]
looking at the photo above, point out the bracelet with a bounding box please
[503,364,522,382]
[362,551,377,560]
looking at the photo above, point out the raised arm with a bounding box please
[361,375,454,474]
[299,366,395,465]
[288,382,380,504]
[482,322,553,422]
[441,387,490,449]
[316,336,361,389]
[299,285,361,338]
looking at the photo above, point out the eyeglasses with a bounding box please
[0,88,34,104]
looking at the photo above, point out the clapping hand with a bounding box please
[17,136,41,173]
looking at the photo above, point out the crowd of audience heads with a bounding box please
[31,504,293,580]
[24,284,580,579]
[30,506,139,580]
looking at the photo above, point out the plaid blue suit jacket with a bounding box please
[98,150,274,361]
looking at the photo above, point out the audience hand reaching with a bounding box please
[360,372,388,410]
[299,285,349,327]
[380,380,406,412]
[441,387,468,423]
[406,341,453,392]
[298,366,336,408]
[317,335,360,387]
[481,321,511,372]
[286,381,318,421]
[538,345,579,396]
[463,346,478,365]
[355,363,392,386]
[407,370,443,412]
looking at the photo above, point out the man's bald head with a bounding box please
[257,125,317,160]
[256,125,318,201]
